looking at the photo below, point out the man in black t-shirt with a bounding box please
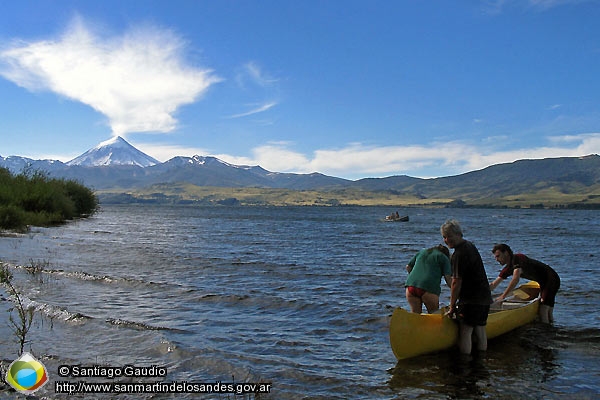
[441,219,492,355]
[490,243,560,324]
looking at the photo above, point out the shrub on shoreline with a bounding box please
[0,167,98,230]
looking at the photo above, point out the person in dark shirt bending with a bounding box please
[489,243,560,324]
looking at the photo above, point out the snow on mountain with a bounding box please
[161,155,261,171]
[66,136,160,167]
[0,155,66,174]
[0,155,36,173]
[0,136,350,189]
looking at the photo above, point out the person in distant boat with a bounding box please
[405,245,452,313]
[489,243,560,324]
[441,219,492,355]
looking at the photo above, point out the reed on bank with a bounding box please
[0,167,98,230]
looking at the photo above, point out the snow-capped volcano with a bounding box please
[67,136,159,167]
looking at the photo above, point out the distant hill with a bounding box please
[351,155,600,205]
[1,137,598,208]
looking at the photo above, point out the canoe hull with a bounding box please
[389,281,540,360]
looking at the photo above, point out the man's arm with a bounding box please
[489,276,503,291]
[496,269,521,302]
[445,276,462,317]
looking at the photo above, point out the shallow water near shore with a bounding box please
[0,205,599,399]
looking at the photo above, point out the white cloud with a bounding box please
[26,132,600,179]
[251,143,312,171]
[548,132,600,154]
[213,133,600,179]
[135,142,212,162]
[0,16,221,137]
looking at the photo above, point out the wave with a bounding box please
[105,317,185,332]
[198,293,250,302]
[193,290,330,317]
[5,291,187,334]
[38,268,178,290]
[48,269,121,283]
[20,297,93,322]
[517,323,600,351]
[555,326,600,343]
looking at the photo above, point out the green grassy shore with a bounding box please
[97,183,600,209]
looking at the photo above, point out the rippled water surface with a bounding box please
[0,205,598,399]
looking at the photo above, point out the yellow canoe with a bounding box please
[389,281,540,360]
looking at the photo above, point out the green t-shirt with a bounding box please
[405,248,451,295]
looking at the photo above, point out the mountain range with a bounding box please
[1,136,599,207]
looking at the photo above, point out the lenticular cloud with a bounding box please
[0,18,221,136]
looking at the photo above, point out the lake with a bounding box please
[0,205,598,399]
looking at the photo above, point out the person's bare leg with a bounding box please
[422,292,440,313]
[406,288,423,313]
[473,325,487,351]
[458,323,474,354]
[539,304,553,324]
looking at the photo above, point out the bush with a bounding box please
[63,179,98,216]
[0,167,98,230]
[0,205,26,230]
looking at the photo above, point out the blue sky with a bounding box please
[1,0,599,179]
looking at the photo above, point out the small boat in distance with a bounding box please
[389,281,540,360]
[385,212,409,222]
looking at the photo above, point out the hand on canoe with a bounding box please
[444,306,457,319]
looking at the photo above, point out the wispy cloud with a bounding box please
[238,61,279,87]
[228,61,279,120]
[526,0,586,10]
[227,101,277,119]
[483,0,589,14]
[0,16,221,137]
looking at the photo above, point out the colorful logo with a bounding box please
[5,352,49,394]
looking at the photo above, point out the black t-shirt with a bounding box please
[499,253,557,286]
[452,240,492,305]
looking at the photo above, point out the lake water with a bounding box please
[0,205,598,399]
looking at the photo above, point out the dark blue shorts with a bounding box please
[540,270,560,307]
[457,304,490,326]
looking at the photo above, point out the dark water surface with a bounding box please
[0,205,598,399]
